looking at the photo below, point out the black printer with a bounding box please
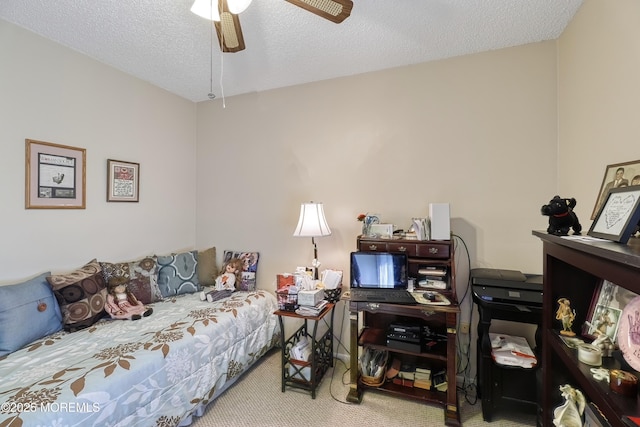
[471,268,543,308]
[470,268,543,422]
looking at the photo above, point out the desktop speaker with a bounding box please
[429,203,450,240]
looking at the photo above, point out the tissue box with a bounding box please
[297,289,324,307]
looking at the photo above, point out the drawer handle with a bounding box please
[368,245,377,250]
[429,247,439,254]
[398,246,407,252]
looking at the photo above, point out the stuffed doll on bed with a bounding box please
[214,258,243,291]
[199,258,244,303]
[105,277,153,320]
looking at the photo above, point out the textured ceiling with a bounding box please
[0,0,583,103]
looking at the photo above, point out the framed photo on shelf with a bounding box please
[591,159,640,219]
[107,159,140,202]
[582,279,638,342]
[587,186,640,243]
[25,139,86,209]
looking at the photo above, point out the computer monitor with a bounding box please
[350,251,408,289]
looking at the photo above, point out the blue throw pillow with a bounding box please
[0,272,63,356]
[157,250,200,297]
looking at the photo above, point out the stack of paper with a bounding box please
[295,299,328,317]
[411,218,429,240]
[490,332,537,368]
[290,337,311,361]
[321,269,342,289]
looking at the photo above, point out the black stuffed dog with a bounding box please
[541,196,582,235]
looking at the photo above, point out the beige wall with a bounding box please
[558,0,640,207]
[196,42,559,289]
[0,20,198,282]
[195,42,559,372]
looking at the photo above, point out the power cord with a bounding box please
[324,300,361,404]
[452,233,479,405]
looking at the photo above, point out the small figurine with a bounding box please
[105,277,153,320]
[553,384,585,427]
[556,298,577,336]
[592,333,616,358]
[214,258,243,291]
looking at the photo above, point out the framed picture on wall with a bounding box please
[591,159,640,219]
[107,159,140,202]
[588,186,640,243]
[25,139,86,209]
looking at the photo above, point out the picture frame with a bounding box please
[107,159,140,202]
[25,139,86,209]
[582,279,638,342]
[587,185,640,243]
[591,159,640,219]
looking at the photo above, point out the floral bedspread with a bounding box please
[0,291,279,427]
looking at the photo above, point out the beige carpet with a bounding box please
[189,349,537,427]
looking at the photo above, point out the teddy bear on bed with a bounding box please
[105,277,153,320]
[541,195,583,236]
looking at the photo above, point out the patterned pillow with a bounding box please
[0,272,63,355]
[99,257,162,304]
[157,250,200,297]
[46,259,108,332]
[197,247,218,286]
[223,250,259,291]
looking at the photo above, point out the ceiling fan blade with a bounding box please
[285,0,353,24]
[214,0,246,52]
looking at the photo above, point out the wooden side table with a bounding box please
[275,303,335,399]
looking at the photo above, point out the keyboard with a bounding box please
[349,288,416,304]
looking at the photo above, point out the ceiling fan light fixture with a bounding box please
[191,0,221,21]
[227,0,253,14]
[285,0,353,24]
[191,0,253,22]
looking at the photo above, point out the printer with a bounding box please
[470,268,543,421]
[470,268,543,308]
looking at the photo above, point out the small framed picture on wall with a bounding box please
[107,159,140,202]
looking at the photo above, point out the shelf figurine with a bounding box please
[556,298,577,336]
[553,384,585,427]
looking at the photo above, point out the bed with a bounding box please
[0,290,279,427]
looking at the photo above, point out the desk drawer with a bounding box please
[359,241,387,252]
[387,242,417,256]
[416,243,450,259]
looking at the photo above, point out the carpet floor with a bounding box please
[189,348,538,427]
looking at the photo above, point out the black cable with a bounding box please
[451,233,479,405]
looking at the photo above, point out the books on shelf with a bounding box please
[398,360,416,381]
[414,367,432,390]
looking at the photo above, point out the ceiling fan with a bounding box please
[191,0,354,53]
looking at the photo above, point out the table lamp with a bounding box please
[293,202,332,279]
